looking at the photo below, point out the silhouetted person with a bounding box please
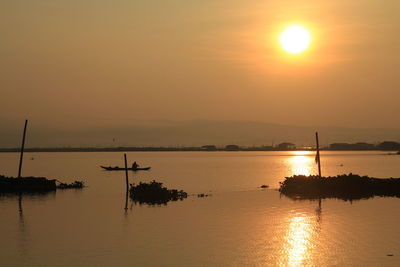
[132,161,139,169]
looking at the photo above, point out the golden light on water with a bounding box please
[279,25,312,54]
[287,151,314,176]
[284,215,314,266]
[292,151,311,156]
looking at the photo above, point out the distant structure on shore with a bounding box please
[1,141,399,152]
[225,145,240,151]
[329,142,375,150]
[276,142,296,150]
[329,141,400,151]
[376,141,400,150]
[201,145,217,151]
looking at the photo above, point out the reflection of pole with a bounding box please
[124,190,128,211]
[17,192,28,256]
[18,193,23,216]
[18,120,28,178]
[315,132,322,178]
[124,154,129,210]
[316,198,322,225]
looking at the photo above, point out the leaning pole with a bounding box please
[315,132,322,178]
[18,120,28,178]
[124,153,129,210]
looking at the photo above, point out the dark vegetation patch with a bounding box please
[129,180,187,205]
[197,193,211,198]
[0,175,56,193]
[0,175,86,193]
[56,180,85,189]
[279,174,400,201]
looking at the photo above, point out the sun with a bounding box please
[279,25,311,54]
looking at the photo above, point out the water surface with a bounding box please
[0,151,399,266]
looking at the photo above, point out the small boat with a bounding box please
[100,166,151,171]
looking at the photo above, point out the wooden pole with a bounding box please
[124,153,129,209]
[315,132,322,178]
[18,120,28,178]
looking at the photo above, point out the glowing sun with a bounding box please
[279,25,311,54]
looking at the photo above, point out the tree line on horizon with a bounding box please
[0,141,399,152]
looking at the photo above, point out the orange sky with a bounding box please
[1,0,399,129]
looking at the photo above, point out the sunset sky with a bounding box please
[1,0,399,130]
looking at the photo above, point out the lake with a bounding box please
[0,151,399,266]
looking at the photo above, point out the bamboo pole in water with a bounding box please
[18,120,28,178]
[315,132,322,178]
[124,154,129,207]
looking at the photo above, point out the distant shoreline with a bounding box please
[0,147,398,153]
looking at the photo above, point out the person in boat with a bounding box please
[132,161,140,169]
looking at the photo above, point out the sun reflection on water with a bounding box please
[287,151,315,176]
[287,216,312,266]
[281,213,316,266]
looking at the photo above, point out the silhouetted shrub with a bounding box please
[129,180,187,205]
[57,181,85,189]
[0,175,56,193]
[279,174,400,201]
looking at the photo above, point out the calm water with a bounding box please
[0,151,399,266]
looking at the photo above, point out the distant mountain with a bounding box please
[1,119,399,148]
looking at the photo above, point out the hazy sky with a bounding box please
[1,0,399,129]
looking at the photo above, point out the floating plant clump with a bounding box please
[0,176,56,193]
[57,180,85,189]
[0,175,86,193]
[279,173,400,201]
[129,180,187,205]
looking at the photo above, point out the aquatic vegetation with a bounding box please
[0,175,86,193]
[57,180,85,189]
[129,180,187,205]
[197,193,211,198]
[279,174,400,201]
[0,175,56,193]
